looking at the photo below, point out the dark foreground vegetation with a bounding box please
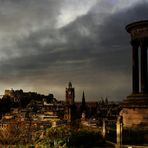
[36,126,105,148]
[0,125,106,148]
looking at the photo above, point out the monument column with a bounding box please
[121,20,148,128]
[131,40,139,94]
[140,38,148,93]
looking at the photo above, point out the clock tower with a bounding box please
[64,82,75,121]
[66,82,75,105]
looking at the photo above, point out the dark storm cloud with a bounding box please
[94,1,148,70]
[0,0,61,33]
[0,0,62,67]
[0,1,148,100]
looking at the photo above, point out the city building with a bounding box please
[64,81,76,121]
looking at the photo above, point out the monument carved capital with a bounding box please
[130,39,139,48]
[139,37,148,48]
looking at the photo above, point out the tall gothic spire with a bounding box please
[68,81,72,88]
[82,91,85,105]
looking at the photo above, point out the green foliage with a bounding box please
[34,126,104,148]
[67,128,104,148]
[0,125,105,147]
[34,126,70,147]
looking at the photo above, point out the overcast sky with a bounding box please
[0,0,148,101]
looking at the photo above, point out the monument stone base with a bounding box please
[121,94,148,128]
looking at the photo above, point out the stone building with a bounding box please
[64,82,76,121]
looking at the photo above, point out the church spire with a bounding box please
[81,91,87,117]
[68,81,72,88]
[82,91,85,105]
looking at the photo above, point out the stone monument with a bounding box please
[121,20,148,128]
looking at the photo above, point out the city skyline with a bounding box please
[0,0,148,101]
